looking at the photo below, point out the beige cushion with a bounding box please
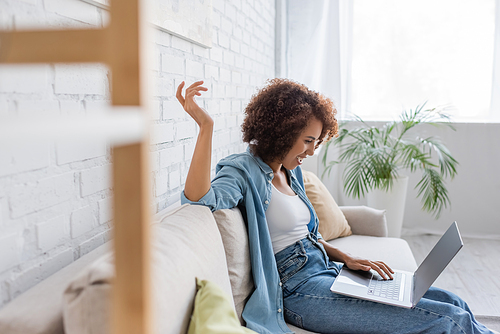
[302,170,352,241]
[0,241,111,334]
[63,204,233,334]
[340,206,388,237]
[213,208,254,325]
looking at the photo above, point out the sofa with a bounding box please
[0,195,421,334]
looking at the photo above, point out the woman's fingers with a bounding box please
[371,262,393,280]
[185,81,207,95]
[175,80,213,128]
[187,80,205,89]
[376,261,394,274]
[368,261,394,280]
[176,81,186,105]
[183,82,208,105]
[176,80,208,108]
[185,88,206,99]
[185,87,208,99]
[346,257,394,280]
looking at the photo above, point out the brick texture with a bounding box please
[70,205,95,239]
[0,0,276,309]
[36,216,68,252]
[9,173,75,218]
[0,234,21,274]
[80,165,111,197]
[0,142,50,177]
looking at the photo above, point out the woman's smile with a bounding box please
[280,117,323,170]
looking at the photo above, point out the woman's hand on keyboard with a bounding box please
[344,256,395,280]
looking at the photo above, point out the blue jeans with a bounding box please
[275,234,493,334]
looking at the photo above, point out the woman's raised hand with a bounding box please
[177,80,213,202]
[176,81,213,128]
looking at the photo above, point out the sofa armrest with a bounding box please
[340,206,388,237]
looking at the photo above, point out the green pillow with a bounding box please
[188,278,257,334]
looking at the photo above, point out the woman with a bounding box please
[177,79,493,334]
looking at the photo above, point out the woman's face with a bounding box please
[280,117,323,170]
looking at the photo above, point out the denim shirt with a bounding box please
[181,148,321,334]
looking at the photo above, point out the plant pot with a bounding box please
[366,176,409,238]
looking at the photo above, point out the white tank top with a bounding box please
[265,183,311,254]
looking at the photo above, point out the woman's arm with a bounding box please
[318,239,394,280]
[176,81,213,201]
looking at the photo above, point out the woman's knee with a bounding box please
[416,297,479,333]
[424,286,469,309]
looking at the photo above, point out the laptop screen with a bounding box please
[413,222,463,304]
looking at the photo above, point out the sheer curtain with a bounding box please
[285,0,345,112]
[491,0,500,121]
[284,0,350,186]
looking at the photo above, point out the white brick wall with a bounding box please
[9,173,75,218]
[70,205,95,238]
[54,64,109,95]
[151,123,175,144]
[0,142,50,177]
[56,141,107,165]
[17,100,60,117]
[162,100,185,120]
[44,0,100,25]
[36,216,68,252]
[7,249,74,300]
[159,145,183,168]
[154,170,169,196]
[0,65,48,94]
[78,230,109,256]
[0,234,21,273]
[175,121,196,141]
[98,197,113,224]
[0,0,276,308]
[162,54,184,75]
[80,165,111,197]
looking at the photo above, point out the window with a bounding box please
[348,0,498,122]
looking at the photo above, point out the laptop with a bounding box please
[330,222,463,308]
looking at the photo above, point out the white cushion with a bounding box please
[213,208,254,325]
[62,253,113,334]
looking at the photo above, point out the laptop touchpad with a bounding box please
[337,269,372,288]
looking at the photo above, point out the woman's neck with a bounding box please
[267,161,283,174]
[267,161,289,185]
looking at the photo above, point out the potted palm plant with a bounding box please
[322,104,458,237]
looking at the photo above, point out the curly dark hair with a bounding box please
[242,78,338,164]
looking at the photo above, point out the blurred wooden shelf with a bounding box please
[0,109,147,146]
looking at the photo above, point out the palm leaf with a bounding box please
[418,137,458,178]
[416,168,451,218]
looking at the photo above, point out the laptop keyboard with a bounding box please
[367,271,404,301]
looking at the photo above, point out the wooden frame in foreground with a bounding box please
[0,0,153,333]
